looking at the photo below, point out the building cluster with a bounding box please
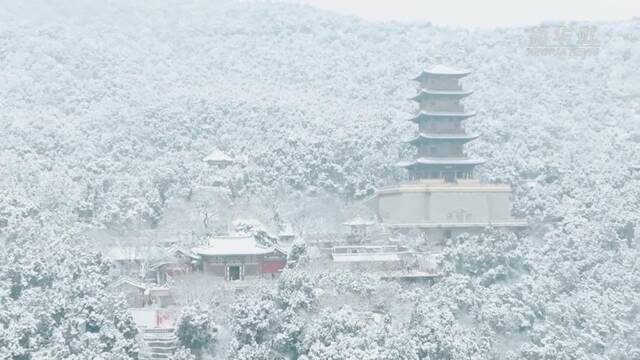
[108,233,288,302]
[107,65,526,358]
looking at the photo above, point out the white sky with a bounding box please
[299,0,640,28]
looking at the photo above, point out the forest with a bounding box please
[1,0,639,359]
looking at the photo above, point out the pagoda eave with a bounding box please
[412,65,472,81]
[410,90,474,101]
[408,111,476,122]
[407,133,480,145]
[399,158,487,168]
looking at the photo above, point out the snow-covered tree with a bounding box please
[175,303,218,359]
[0,238,139,359]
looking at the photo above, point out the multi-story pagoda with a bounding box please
[365,65,526,244]
[402,65,483,182]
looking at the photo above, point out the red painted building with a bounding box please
[192,235,287,281]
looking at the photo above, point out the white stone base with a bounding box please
[364,179,526,242]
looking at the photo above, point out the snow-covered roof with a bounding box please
[332,253,402,263]
[331,245,410,263]
[111,276,148,290]
[397,157,487,167]
[192,235,276,256]
[409,111,476,122]
[203,149,234,163]
[422,64,471,76]
[407,133,480,144]
[167,245,201,260]
[343,217,375,226]
[147,286,171,296]
[333,245,410,252]
[410,89,473,101]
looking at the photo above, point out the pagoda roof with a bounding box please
[413,65,471,80]
[409,110,476,122]
[410,89,473,101]
[397,157,486,168]
[407,133,480,145]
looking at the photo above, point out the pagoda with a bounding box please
[402,65,484,182]
[365,65,526,245]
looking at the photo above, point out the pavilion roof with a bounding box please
[203,149,234,163]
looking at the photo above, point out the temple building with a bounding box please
[365,65,526,244]
[191,235,287,281]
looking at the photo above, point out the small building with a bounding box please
[105,246,168,278]
[111,277,174,308]
[343,218,375,241]
[106,245,201,284]
[203,149,234,167]
[149,246,201,284]
[192,235,287,281]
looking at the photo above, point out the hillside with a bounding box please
[2,0,639,233]
[1,1,640,358]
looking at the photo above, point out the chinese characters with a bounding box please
[527,25,599,57]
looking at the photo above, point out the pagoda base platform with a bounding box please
[364,179,526,243]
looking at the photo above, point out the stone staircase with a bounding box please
[140,327,177,359]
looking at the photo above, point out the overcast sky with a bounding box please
[299,0,639,27]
